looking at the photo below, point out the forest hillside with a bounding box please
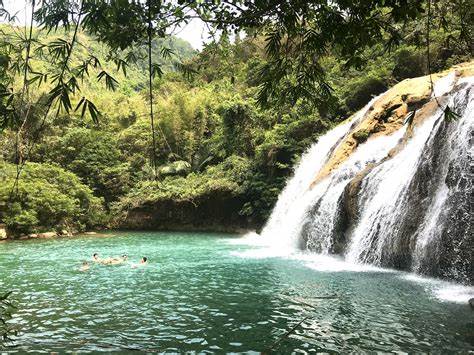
[0,24,470,236]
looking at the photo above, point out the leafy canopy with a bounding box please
[26,0,472,107]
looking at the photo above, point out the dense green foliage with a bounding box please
[0,161,105,234]
[0,0,471,235]
[17,0,471,107]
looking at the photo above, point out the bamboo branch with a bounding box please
[9,0,85,198]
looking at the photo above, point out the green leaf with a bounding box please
[444,106,460,123]
[74,97,100,124]
[160,47,174,60]
[151,63,163,79]
[97,70,118,91]
[87,100,100,124]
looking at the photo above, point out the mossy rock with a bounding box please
[352,129,371,143]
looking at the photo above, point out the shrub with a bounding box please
[0,162,106,235]
[345,77,388,112]
[392,48,426,81]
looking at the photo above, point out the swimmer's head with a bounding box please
[142,257,147,263]
[83,261,88,266]
[93,253,98,259]
[122,254,128,260]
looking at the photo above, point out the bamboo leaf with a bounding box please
[97,70,118,91]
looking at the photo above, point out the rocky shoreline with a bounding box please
[0,224,102,241]
[0,222,254,241]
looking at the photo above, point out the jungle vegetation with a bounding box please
[0,0,471,235]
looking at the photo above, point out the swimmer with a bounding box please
[79,261,90,272]
[93,253,114,265]
[131,256,148,269]
[101,257,115,265]
[108,254,128,265]
[92,253,101,262]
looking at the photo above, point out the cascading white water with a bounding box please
[346,77,473,267]
[345,108,443,264]
[260,94,383,248]
[301,127,406,253]
[260,71,473,284]
[412,77,474,278]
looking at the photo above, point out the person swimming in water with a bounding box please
[92,253,101,262]
[131,256,148,268]
[79,261,90,272]
[108,254,128,265]
[93,253,114,265]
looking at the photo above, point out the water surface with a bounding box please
[0,231,473,353]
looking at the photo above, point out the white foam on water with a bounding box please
[229,232,474,304]
[400,274,474,304]
[433,285,474,304]
[226,232,269,246]
[302,254,393,273]
[229,235,473,304]
[229,236,394,273]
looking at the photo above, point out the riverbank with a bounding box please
[0,224,256,241]
[0,225,105,241]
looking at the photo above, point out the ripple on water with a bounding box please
[0,232,473,353]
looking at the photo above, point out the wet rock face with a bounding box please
[353,87,472,281]
[406,85,473,284]
[435,121,473,284]
[378,116,449,272]
[352,81,472,283]
[438,191,473,284]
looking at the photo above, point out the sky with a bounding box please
[2,0,210,50]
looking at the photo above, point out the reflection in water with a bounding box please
[0,231,472,353]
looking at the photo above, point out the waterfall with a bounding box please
[346,78,473,276]
[260,94,382,248]
[301,127,406,253]
[261,71,473,284]
[411,77,474,281]
[345,107,443,265]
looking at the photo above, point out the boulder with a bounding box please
[38,232,57,239]
[469,298,474,309]
[59,229,72,237]
[352,129,370,143]
[0,226,7,240]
